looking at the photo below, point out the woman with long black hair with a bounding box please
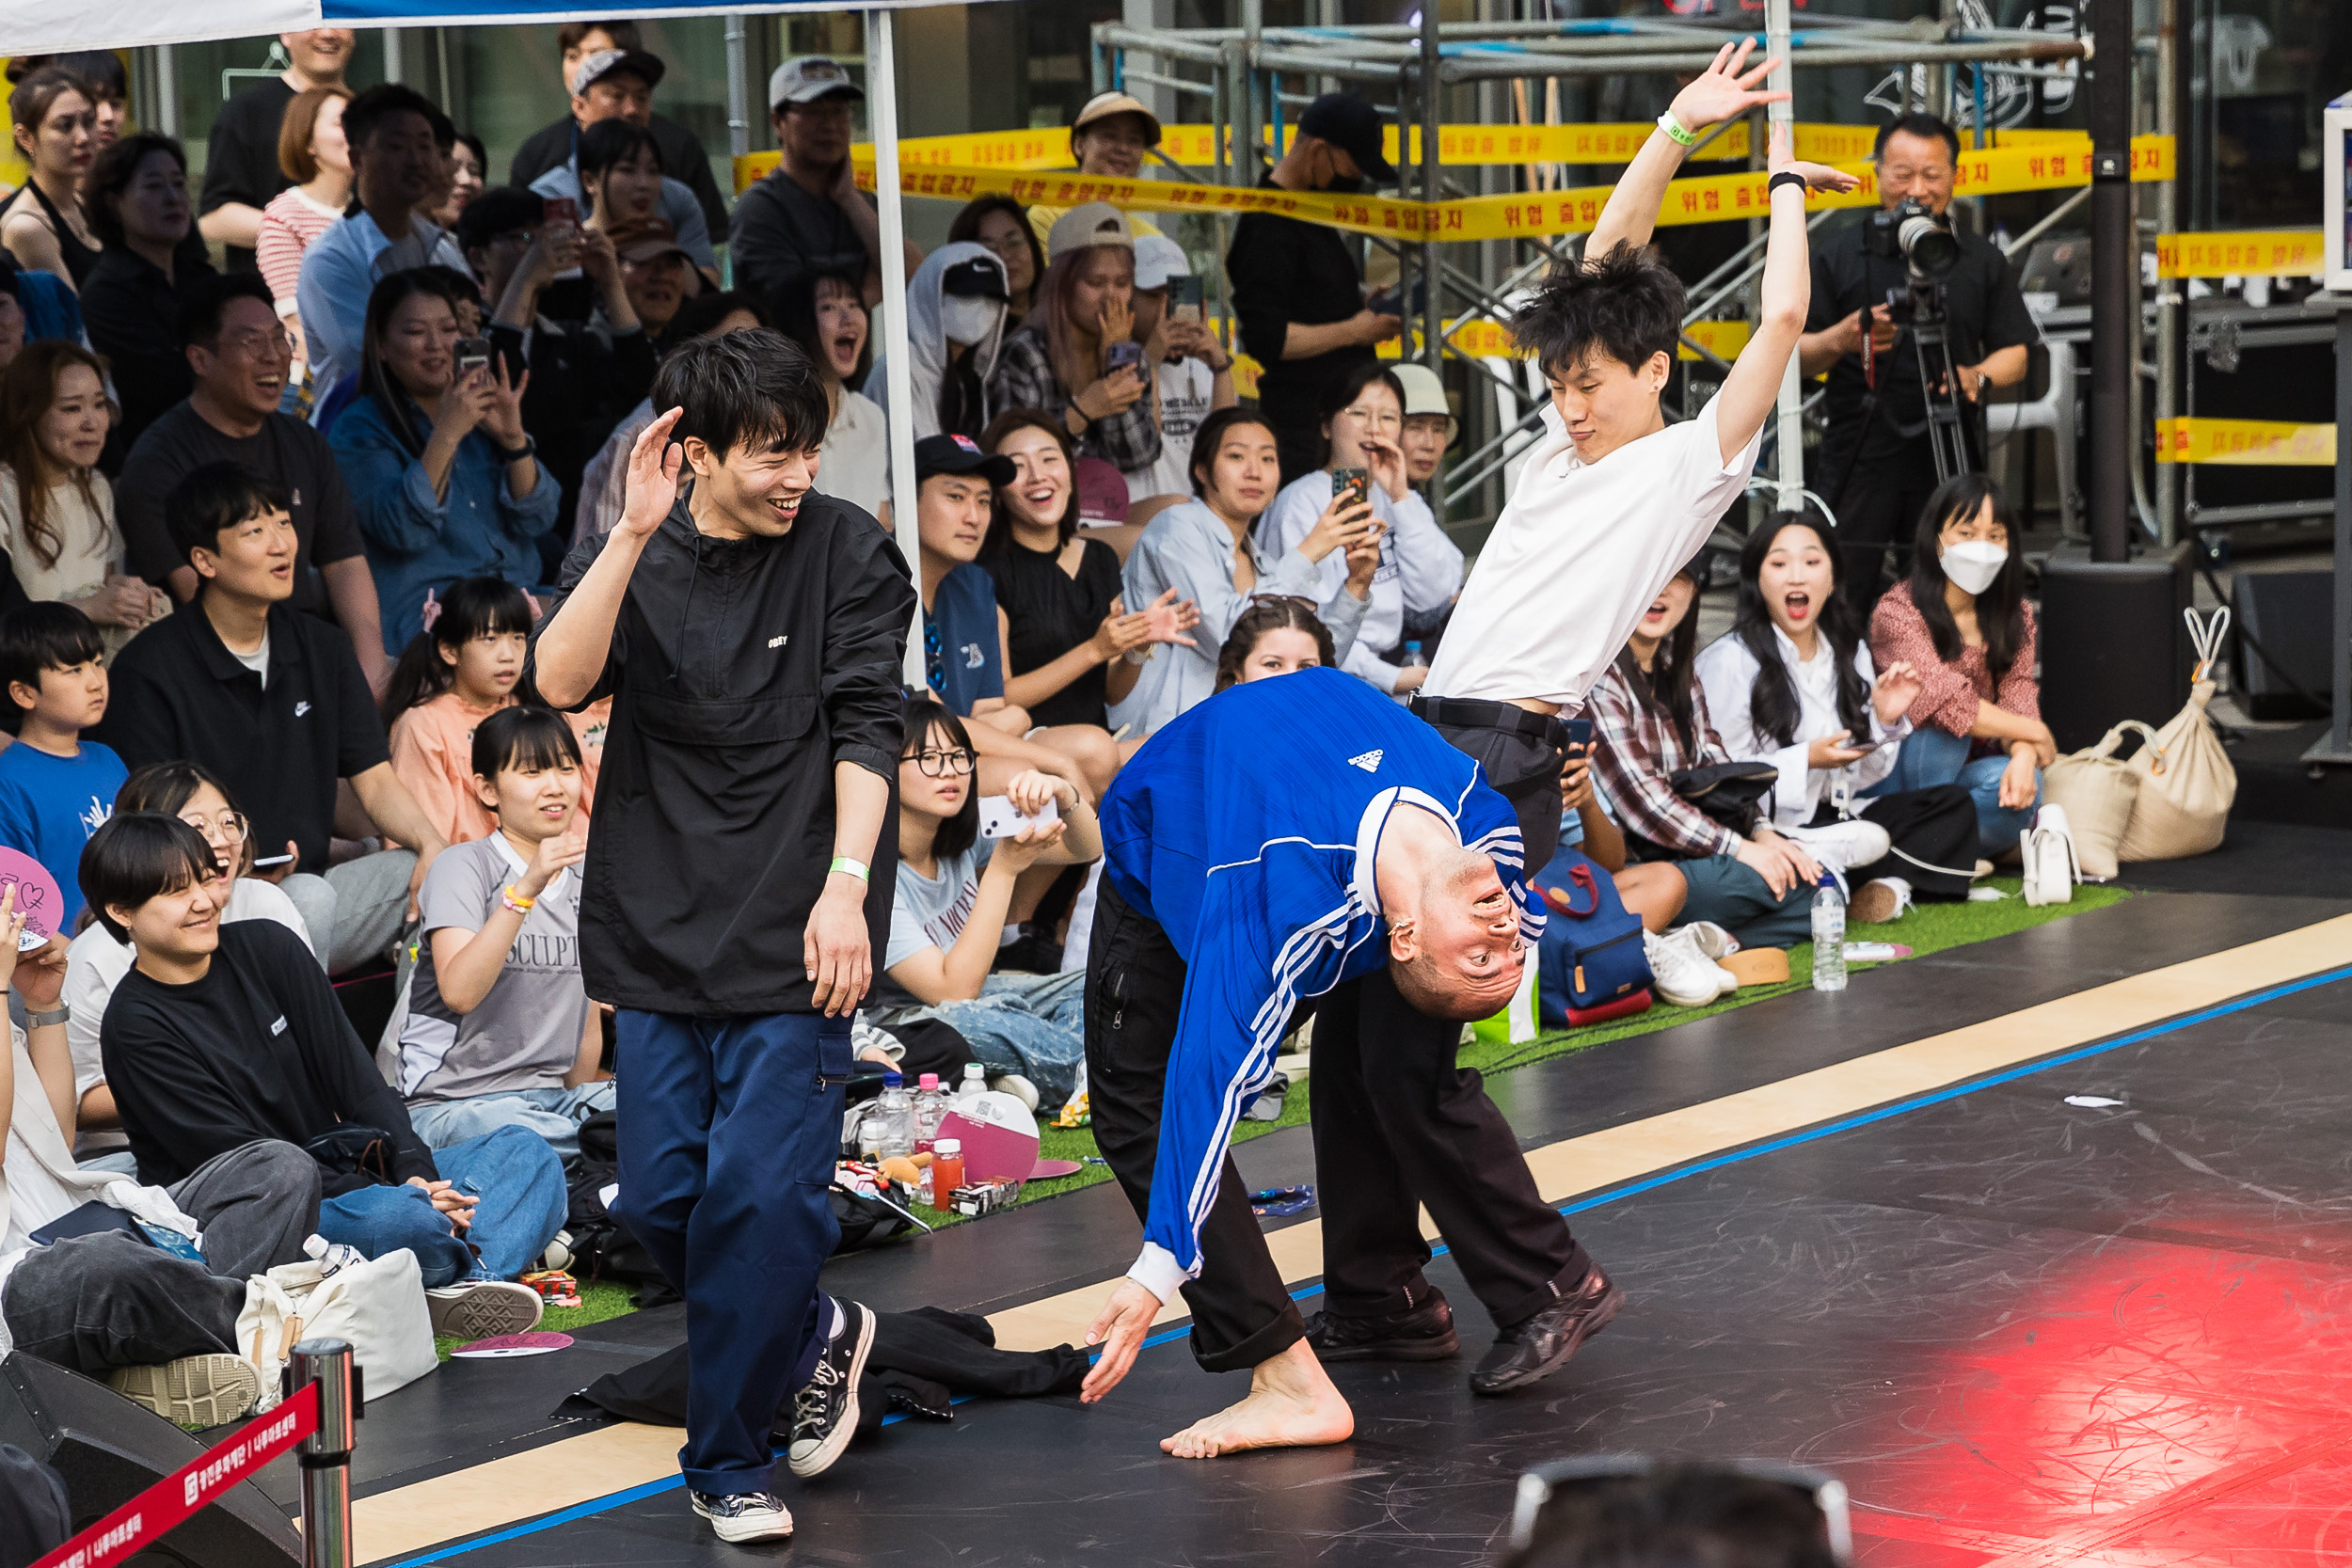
[1696,511,1984,923]
[1867,474,2051,854]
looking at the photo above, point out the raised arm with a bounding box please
[1585,40,1787,261]
[536,409,682,708]
[1708,121,1860,465]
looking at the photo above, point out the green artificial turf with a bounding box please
[437,877,2130,1354]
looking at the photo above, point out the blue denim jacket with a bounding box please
[329,393,561,653]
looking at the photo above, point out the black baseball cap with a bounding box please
[915,433,1015,486]
[1298,92,1396,184]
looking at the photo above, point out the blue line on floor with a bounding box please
[381,961,2351,1562]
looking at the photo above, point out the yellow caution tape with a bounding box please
[2154,230,2327,278]
[2154,417,2335,466]
[742,135,2172,242]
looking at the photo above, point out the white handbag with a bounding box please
[2020,802,2080,908]
[237,1243,438,1411]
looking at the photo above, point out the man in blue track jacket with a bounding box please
[1078,667,1601,1457]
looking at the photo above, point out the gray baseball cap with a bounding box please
[770,55,863,110]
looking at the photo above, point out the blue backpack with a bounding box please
[1534,847,1654,1027]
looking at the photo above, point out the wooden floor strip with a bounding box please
[354,912,2352,1564]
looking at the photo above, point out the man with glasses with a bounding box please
[1797,111,2037,612]
[732,57,921,312]
[116,274,386,691]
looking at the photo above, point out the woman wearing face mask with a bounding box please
[987,204,1161,476]
[867,242,1007,442]
[1867,474,2050,855]
[1585,563,1828,986]
[775,268,889,524]
[947,196,1043,331]
[1111,405,1376,737]
[1695,512,1988,926]
[1254,362,1463,699]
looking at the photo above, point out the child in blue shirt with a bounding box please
[0,603,129,927]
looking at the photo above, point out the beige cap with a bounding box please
[1046,202,1135,261]
[1072,90,1162,144]
[1391,362,1450,421]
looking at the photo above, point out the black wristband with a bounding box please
[494,436,536,464]
[1767,170,1810,199]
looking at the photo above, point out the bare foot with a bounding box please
[1160,1340,1354,1460]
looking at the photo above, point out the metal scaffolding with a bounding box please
[1093,9,2094,537]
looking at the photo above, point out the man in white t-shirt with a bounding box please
[1417,41,1858,872]
[1123,236,1235,510]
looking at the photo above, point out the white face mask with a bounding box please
[939,294,1001,351]
[1940,539,2007,596]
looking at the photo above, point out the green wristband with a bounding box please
[1657,109,1700,147]
[829,856,870,884]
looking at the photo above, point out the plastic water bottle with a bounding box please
[862,1071,915,1161]
[957,1062,989,1108]
[1810,876,1848,993]
[912,1072,949,1153]
[1400,641,1428,671]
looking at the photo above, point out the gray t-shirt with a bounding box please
[399,834,586,1103]
[876,836,994,1012]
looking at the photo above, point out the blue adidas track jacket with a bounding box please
[1097,667,1539,1303]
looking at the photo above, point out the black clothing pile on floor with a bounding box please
[556,1307,1088,1438]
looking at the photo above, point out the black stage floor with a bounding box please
[303,889,2352,1567]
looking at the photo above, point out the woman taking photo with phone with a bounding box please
[1253,362,1462,698]
[330,270,558,653]
[987,203,1162,477]
[1111,406,1378,737]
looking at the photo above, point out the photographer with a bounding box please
[1798,113,2036,614]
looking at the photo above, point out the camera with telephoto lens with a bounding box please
[1864,198,1962,281]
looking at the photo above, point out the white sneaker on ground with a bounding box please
[425,1280,544,1340]
[691,1489,794,1543]
[1675,922,1742,991]
[989,1074,1040,1112]
[109,1354,260,1427]
[1644,928,1730,1008]
[1849,878,1910,924]
[1782,819,1893,872]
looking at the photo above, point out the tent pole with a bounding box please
[725,15,751,161]
[1766,0,1802,512]
[867,8,926,689]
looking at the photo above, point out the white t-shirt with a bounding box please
[1426,394,1761,709]
[232,630,270,687]
[65,877,314,1156]
[820,388,893,523]
[1692,626,1907,830]
[1255,470,1463,695]
[1123,357,1218,504]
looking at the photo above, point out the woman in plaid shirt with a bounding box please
[1586,563,1826,951]
[986,203,1162,477]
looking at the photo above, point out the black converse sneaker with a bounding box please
[689,1489,793,1543]
[786,1299,875,1478]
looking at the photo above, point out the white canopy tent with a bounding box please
[6,0,968,683]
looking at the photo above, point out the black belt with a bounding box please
[1407,693,1566,747]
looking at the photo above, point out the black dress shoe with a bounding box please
[1304,1291,1461,1363]
[1469,1269,1625,1396]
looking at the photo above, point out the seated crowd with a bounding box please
[0,34,2054,1435]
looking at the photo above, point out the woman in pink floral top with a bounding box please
[1866,474,2054,852]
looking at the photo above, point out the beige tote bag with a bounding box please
[2042,720,2158,880]
[2119,610,2237,862]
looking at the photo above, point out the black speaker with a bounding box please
[0,1354,300,1566]
[2231,567,2332,721]
[2038,541,2193,753]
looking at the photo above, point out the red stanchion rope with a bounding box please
[30,1379,320,1568]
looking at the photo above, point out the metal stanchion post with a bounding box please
[292,1339,358,1568]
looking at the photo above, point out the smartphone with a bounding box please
[250,853,294,868]
[1105,339,1146,376]
[1330,467,1370,512]
[541,196,579,227]
[977,795,1061,840]
[457,336,492,378]
[1564,717,1594,753]
[1170,276,1204,324]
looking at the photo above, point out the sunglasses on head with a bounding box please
[1506,1456,1852,1564]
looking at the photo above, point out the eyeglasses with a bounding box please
[1247,593,1316,608]
[902,748,976,777]
[215,329,294,359]
[1506,1456,1851,1563]
[181,810,248,844]
[1339,404,1402,433]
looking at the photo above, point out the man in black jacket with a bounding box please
[504,21,729,240]
[532,328,914,1545]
